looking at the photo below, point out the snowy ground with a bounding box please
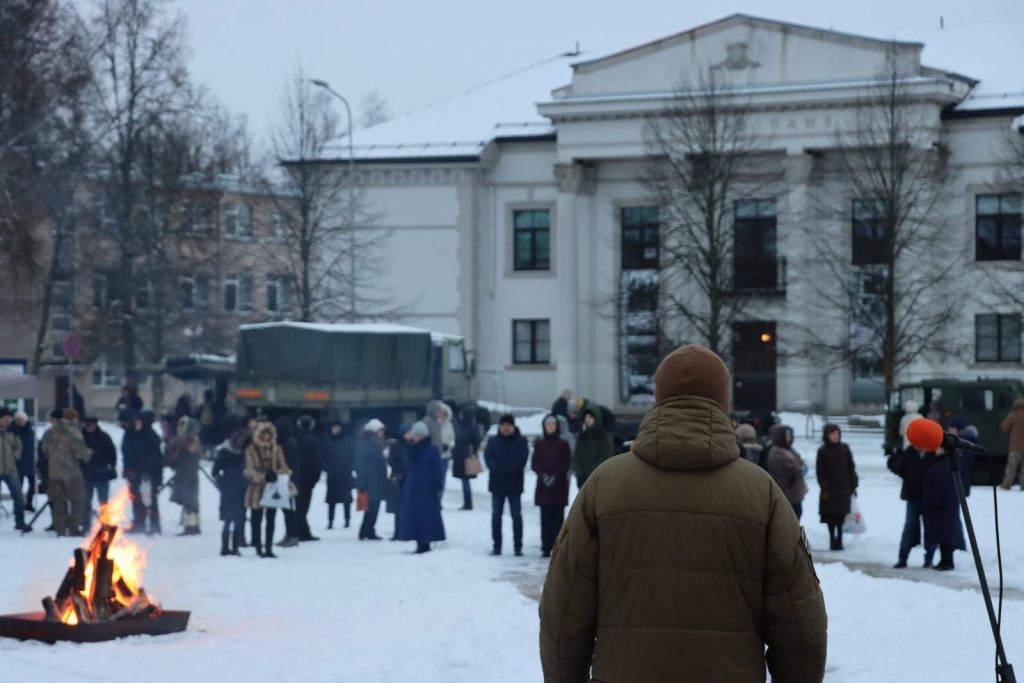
[2,413,1023,681]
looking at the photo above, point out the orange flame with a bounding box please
[59,486,152,625]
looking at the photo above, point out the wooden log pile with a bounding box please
[42,524,160,624]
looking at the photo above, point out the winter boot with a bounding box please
[491,514,502,555]
[512,515,524,557]
[263,526,277,558]
[229,528,241,556]
[220,531,231,556]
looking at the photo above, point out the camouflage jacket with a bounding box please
[42,420,92,480]
[0,428,21,476]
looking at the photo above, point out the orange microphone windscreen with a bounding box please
[906,418,944,451]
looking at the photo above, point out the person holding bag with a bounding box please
[244,421,292,558]
[531,415,571,558]
[451,404,482,510]
[354,418,388,541]
[816,423,858,550]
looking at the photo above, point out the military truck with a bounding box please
[234,322,479,432]
[884,378,1024,485]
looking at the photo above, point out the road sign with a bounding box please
[62,333,82,361]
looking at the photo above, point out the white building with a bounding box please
[326,14,1023,413]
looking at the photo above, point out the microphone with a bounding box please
[906,418,986,454]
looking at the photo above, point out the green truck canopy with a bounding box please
[236,322,434,387]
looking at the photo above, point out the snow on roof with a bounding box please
[321,52,583,162]
[895,21,1024,111]
[239,321,463,344]
[322,18,1020,164]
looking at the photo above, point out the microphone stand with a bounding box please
[947,446,1015,682]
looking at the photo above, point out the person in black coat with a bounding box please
[212,429,249,556]
[451,405,481,510]
[887,444,934,568]
[816,424,858,551]
[386,423,411,540]
[531,415,571,558]
[324,420,355,529]
[483,414,529,556]
[122,410,163,535]
[293,415,324,542]
[551,390,572,420]
[923,447,966,570]
[11,411,36,512]
[81,417,117,530]
[354,419,388,540]
[274,416,301,547]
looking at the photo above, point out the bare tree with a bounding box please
[641,69,778,360]
[796,48,962,396]
[358,89,391,128]
[0,0,94,372]
[264,67,399,323]
[83,0,194,383]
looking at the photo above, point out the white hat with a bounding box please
[13,410,28,421]
[410,421,430,438]
[364,418,385,433]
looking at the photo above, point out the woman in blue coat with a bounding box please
[922,447,966,570]
[212,429,249,556]
[398,421,446,554]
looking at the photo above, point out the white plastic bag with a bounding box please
[843,495,866,534]
[259,473,295,510]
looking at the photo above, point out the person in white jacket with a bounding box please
[424,400,456,503]
[899,400,922,449]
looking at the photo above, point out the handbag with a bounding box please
[259,473,296,510]
[463,454,483,477]
[843,495,866,534]
[356,489,369,512]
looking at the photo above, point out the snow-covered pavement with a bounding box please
[1,413,1023,681]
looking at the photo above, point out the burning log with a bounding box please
[71,594,92,624]
[41,598,61,622]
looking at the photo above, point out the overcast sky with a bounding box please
[164,0,1022,142]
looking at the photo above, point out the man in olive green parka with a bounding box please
[539,344,827,683]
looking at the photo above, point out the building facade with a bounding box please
[346,14,1024,411]
[339,15,1023,414]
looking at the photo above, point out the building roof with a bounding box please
[322,14,1022,163]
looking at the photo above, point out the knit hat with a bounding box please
[398,422,413,435]
[364,418,385,433]
[499,413,516,426]
[410,421,430,438]
[50,408,64,420]
[14,410,28,421]
[652,345,731,413]
[0,407,10,419]
[735,423,760,447]
[63,408,79,422]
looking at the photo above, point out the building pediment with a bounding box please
[561,14,930,98]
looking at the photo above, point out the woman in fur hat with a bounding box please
[166,415,203,536]
[244,421,292,557]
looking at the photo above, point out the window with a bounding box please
[266,274,293,314]
[222,201,253,238]
[448,342,466,373]
[182,200,212,235]
[224,273,253,313]
[621,206,659,270]
[976,313,1022,362]
[269,210,286,240]
[513,209,550,271]
[976,194,1022,261]
[91,359,121,388]
[852,199,888,265]
[93,273,113,310]
[180,274,210,311]
[512,319,550,364]
[135,278,151,311]
[733,199,778,290]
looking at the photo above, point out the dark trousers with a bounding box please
[328,502,351,527]
[282,509,297,539]
[539,505,565,554]
[576,475,588,491]
[295,485,314,538]
[84,478,111,530]
[461,477,472,507]
[251,507,277,551]
[791,501,803,521]
[491,492,523,553]
[898,500,924,563]
[19,468,35,509]
[359,498,381,539]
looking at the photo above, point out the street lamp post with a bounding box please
[310,78,358,322]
